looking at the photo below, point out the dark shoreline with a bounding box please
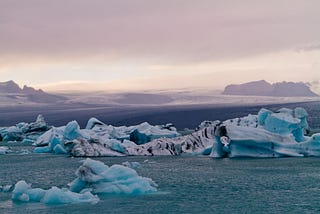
[0,101,319,130]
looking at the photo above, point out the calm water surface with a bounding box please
[1,152,320,214]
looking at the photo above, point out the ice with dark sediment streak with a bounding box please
[0,114,49,143]
[7,106,320,158]
[210,107,320,158]
[124,107,320,158]
[33,118,180,156]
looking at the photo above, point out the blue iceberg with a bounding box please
[12,180,99,204]
[69,158,157,194]
[12,158,157,205]
[33,118,180,156]
[0,115,49,143]
[210,107,319,158]
[128,107,320,158]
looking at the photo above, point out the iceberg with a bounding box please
[122,161,142,169]
[209,107,319,158]
[86,118,180,144]
[12,180,99,204]
[33,118,180,156]
[12,158,157,205]
[0,146,11,154]
[0,115,49,143]
[0,184,14,192]
[126,107,320,158]
[69,158,158,194]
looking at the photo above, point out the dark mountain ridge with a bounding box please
[0,80,67,103]
[223,80,319,97]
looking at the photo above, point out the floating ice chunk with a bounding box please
[21,114,49,133]
[12,180,99,205]
[41,187,99,205]
[18,149,31,155]
[69,158,157,195]
[122,161,141,169]
[85,117,106,130]
[12,180,32,202]
[33,146,51,153]
[0,146,11,154]
[0,184,14,192]
[0,115,49,142]
[21,138,35,144]
[1,126,22,142]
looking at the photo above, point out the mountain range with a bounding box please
[0,80,67,103]
[222,80,319,97]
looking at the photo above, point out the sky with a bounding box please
[0,0,320,92]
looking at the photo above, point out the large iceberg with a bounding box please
[12,158,157,205]
[209,107,317,158]
[69,158,157,194]
[33,118,180,156]
[0,115,49,143]
[123,107,320,158]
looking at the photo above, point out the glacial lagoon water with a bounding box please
[1,151,320,213]
[1,101,320,213]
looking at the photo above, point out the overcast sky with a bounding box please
[0,0,319,91]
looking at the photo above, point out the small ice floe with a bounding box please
[122,161,142,169]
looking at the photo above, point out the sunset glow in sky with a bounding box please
[1,0,320,92]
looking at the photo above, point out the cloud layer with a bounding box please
[0,0,320,90]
